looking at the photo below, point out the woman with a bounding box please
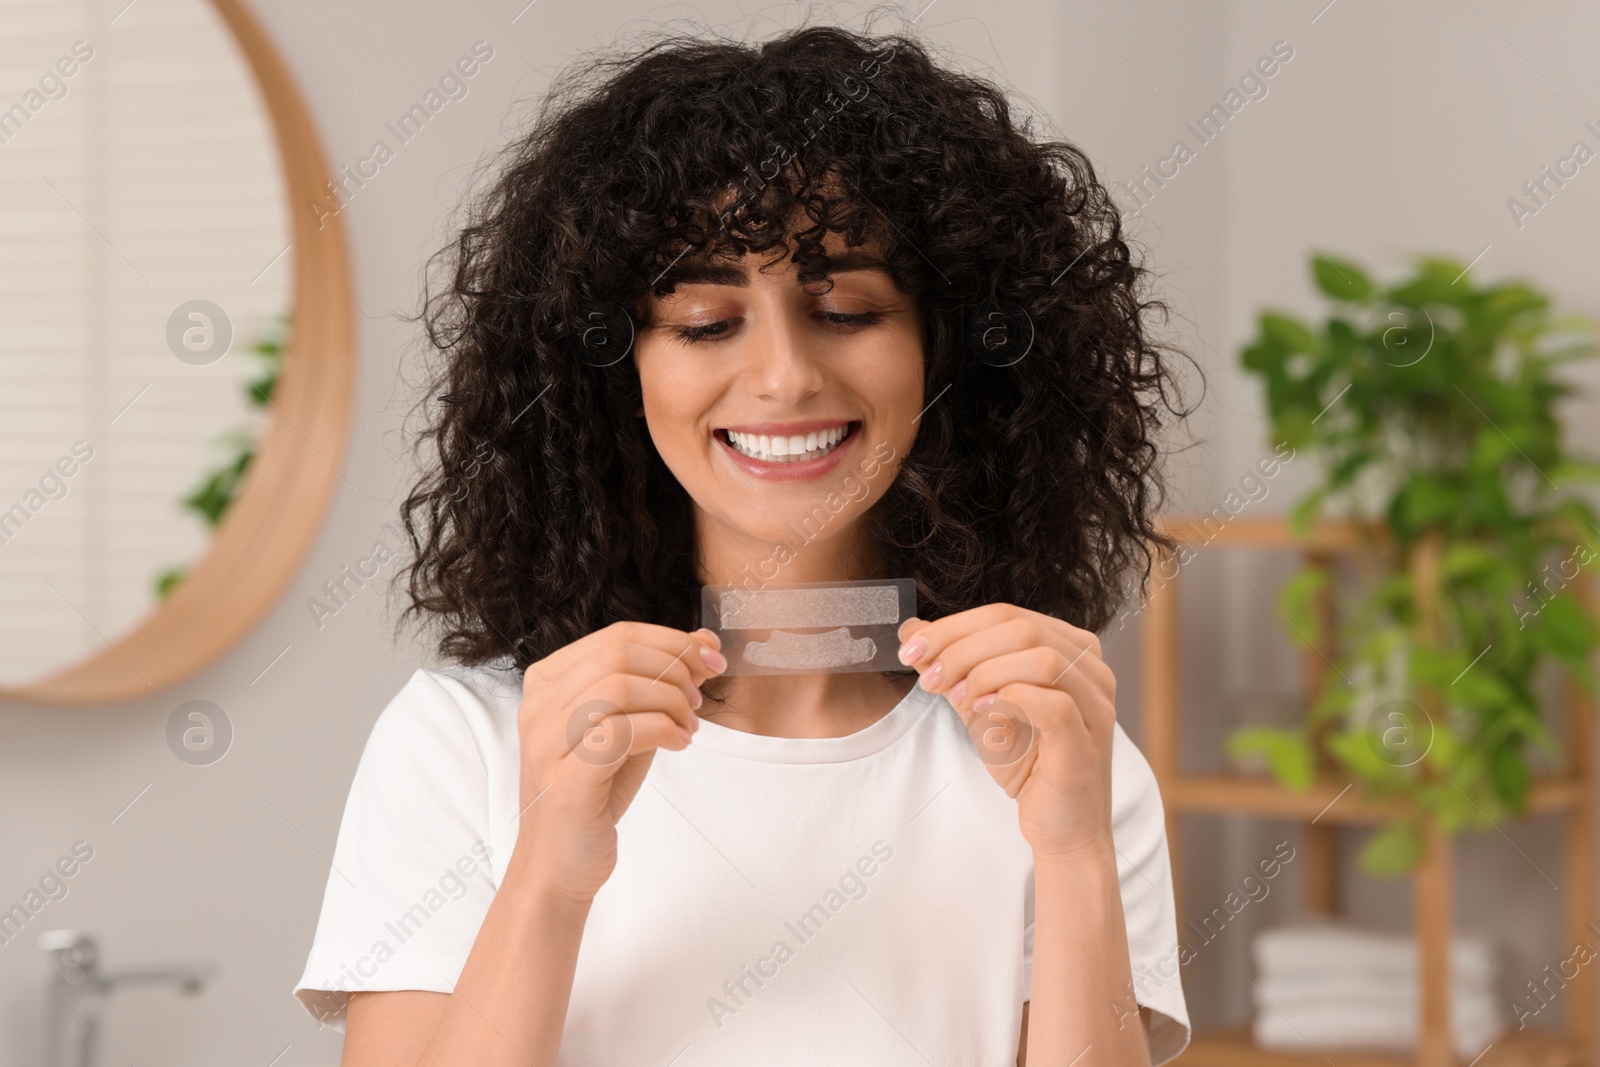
[294,20,1196,1067]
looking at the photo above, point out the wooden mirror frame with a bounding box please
[3,0,355,707]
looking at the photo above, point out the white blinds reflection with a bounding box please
[0,0,291,687]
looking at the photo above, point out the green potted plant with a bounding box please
[154,311,289,597]
[1228,252,1600,875]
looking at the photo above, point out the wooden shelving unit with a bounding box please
[1141,514,1595,1067]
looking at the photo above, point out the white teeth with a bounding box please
[725,424,852,463]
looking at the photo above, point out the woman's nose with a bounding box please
[750,307,826,404]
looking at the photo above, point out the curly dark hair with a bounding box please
[395,17,1198,672]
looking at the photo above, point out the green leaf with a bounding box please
[154,566,186,599]
[1533,342,1599,366]
[1483,283,1549,323]
[1548,459,1600,484]
[1393,474,1461,530]
[1439,543,1499,583]
[1326,728,1404,782]
[1468,431,1515,473]
[1360,820,1424,877]
[1276,413,1319,452]
[1328,448,1376,490]
[1391,257,1471,306]
[1227,728,1315,791]
[1313,254,1373,302]
[1241,339,1281,374]
[1541,312,1599,340]
[1288,489,1327,539]
[1490,740,1531,810]
[1261,311,1317,355]
[1528,591,1600,662]
[1448,666,1515,712]
[1276,568,1330,648]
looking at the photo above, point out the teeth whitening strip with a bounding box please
[700,578,917,675]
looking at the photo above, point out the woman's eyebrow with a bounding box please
[660,249,890,288]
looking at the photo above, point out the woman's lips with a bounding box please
[715,421,859,481]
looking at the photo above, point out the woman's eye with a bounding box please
[819,311,883,329]
[674,320,733,344]
[671,310,883,345]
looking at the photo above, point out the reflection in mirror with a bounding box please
[0,0,291,688]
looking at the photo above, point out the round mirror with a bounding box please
[0,0,353,705]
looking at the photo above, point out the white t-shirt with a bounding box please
[293,663,1191,1065]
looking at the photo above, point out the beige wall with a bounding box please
[2,0,1596,1062]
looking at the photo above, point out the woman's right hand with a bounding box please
[513,622,726,902]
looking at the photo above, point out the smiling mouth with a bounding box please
[719,421,859,464]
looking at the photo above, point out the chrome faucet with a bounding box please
[38,930,214,1067]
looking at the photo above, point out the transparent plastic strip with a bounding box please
[699,578,917,675]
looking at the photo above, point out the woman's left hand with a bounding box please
[897,604,1117,862]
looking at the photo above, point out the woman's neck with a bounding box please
[694,505,914,738]
[699,671,918,739]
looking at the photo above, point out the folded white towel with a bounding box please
[1250,922,1505,1058]
[1252,921,1496,988]
[1253,970,1495,1008]
[1253,998,1504,1060]
[1251,979,1502,1029]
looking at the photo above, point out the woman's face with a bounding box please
[631,233,924,571]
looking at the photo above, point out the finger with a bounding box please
[896,616,930,643]
[970,714,1039,791]
[533,640,715,725]
[695,625,723,652]
[530,623,724,696]
[592,622,724,678]
[896,603,1019,669]
[958,649,1110,737]
[931,623,1111,713]
[609,635,724,693]
[562,671,701,749]
[987,681,1088,744]
[972,647,1112,738]
[613,640,720,711]
[601,619,721,653]
[662,628,728,690]
[562,709,693,776]
[547,621,721,674]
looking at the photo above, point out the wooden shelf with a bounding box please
[1154,512,1594,555]
[1167,774,1587,824]
[1155,513,1391,553]
[1176,1027,1581,1067]
[1141,515,1597,1067]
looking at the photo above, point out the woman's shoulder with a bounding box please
[422,656,526,717]
[358,658,524,779]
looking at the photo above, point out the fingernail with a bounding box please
[678,726,694,745]
[700,645,727,672]
[974,694,996,712]
[689,687,703,710]
[949,679,966,705]
[919,661,943,689]
[898,637,925,665]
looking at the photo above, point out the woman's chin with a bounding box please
[700,507,863,562]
